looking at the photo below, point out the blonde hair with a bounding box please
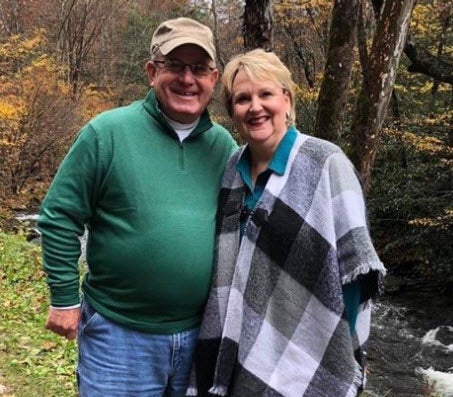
[221,49,296,125]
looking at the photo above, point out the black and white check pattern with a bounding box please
[187,131,386,397]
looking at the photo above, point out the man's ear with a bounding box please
[211,68,219,84]
[145,61,156,87]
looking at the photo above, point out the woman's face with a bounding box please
[231,69,290,151]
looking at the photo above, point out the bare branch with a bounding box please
[404,42,453,85]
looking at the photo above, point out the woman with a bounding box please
[187,49,386,397]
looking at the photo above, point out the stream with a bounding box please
[366,277,453,396]
[15,214,453,396]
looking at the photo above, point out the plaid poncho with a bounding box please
[187,130,386,397]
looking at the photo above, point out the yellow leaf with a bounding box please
[41,341,57,351]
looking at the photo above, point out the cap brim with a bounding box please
[159,37,215,61]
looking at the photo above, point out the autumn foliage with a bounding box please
[0,29,115,210]
[0,0,451,284]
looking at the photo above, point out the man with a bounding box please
[38,17,237,397]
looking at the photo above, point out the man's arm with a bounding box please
[38,125,102,336]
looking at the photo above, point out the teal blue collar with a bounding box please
[268,126,297,175]
[236,126,297,189]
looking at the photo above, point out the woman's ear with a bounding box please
[284,92,291,113]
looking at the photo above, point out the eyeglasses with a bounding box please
[153,59,215,77]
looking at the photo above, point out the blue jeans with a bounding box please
[77,300,199,396]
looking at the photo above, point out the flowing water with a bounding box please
[366,278,453,397]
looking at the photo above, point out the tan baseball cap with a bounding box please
[150,17,216,61]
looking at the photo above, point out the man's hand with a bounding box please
[46,307,81,340]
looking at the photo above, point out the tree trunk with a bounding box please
[431,12,450,98]
[315,0,359,144]
[56,0,109,97]
[211,0,225,69]
[349,0,416,192]
[0,0,22,35]
[243,0,273,50]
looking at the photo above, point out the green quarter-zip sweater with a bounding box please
[38,90,237,334]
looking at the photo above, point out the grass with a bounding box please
[0,231,77,396]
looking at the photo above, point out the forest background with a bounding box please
[2,0,451,289]
[0,0,451,395]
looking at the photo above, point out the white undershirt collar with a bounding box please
[162,113,199,143]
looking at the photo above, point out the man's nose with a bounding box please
[179,66,196,82]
